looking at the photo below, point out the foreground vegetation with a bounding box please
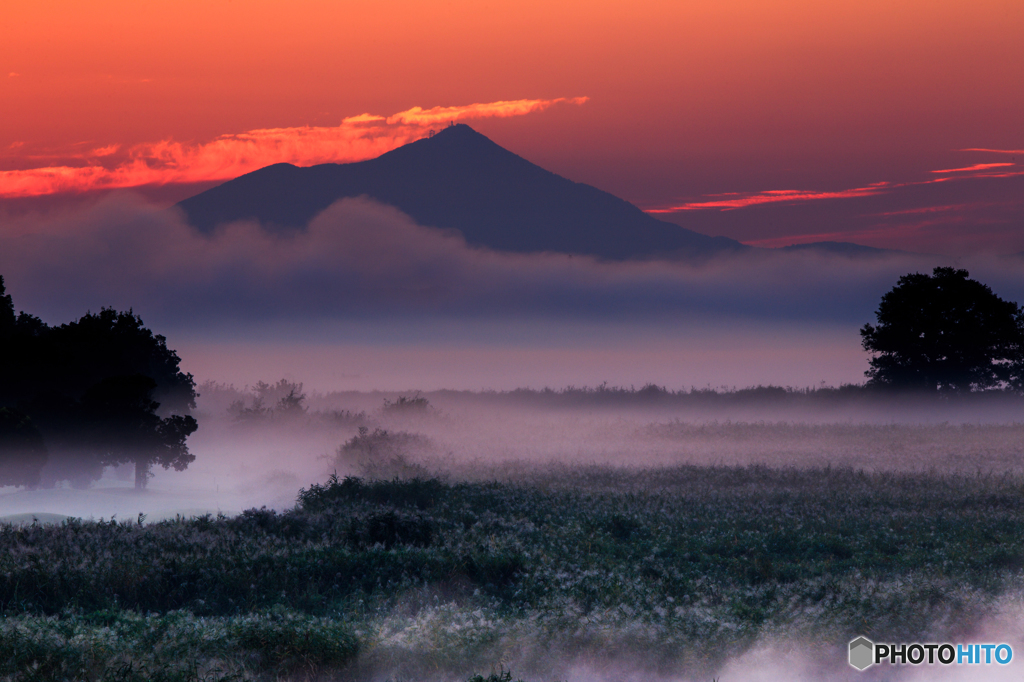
[3,466,1024,680]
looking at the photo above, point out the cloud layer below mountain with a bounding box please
[0,194,981,323]
[2,194,1021,389]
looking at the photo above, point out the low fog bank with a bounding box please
[195,381,1024,486]
[5,379,1023,524]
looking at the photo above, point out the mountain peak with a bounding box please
[378,123,494,154]
[376,123,519,166]
[431,122,480,137]
[177,128,745,259]
[427,122,488,141]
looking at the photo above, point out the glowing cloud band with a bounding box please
[0,97,588,198]
[646,184,890,212]
[649,164,1022,214]
[930,163,1013,174]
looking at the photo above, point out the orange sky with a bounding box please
[2,0,1023,252]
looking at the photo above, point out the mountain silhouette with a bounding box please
[177,124,745,260]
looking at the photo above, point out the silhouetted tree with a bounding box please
[0,276,199,488]
[51,309,197,415]
[227,380,306,422]
[276,388,307,417]
[79,375,197,489]
[0,408,48,488]
[0,277,13,340]
[861,267,1024,392]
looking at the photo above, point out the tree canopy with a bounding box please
[0,276,198,488]
[861,267,1024,393]
[0,408,48,488]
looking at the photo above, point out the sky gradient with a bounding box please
[2,0,1022,254]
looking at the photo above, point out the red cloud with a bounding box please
[930,163,1014,174]
[0,97,588,198]
[959,148,1024,155]
[386,97,588,125]
[646,184,890,212]
[649,166,1024,215]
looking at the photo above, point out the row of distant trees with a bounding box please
[227,379,308,421]
[0,276,197,489]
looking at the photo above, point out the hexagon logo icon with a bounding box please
[849,636,874,670]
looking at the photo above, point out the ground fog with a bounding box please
[4,383,1024,521]
[3,384,1024,681]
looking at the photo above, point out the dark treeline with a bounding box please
[0,277,198,489]
[425,381,1024,408]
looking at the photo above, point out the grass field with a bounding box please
[3,461,1024,681]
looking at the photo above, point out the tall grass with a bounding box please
[4,466,1024,679]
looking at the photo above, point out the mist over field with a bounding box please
[4,378,1024,537]
[5,383,1024,680]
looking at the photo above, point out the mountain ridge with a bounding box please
[177,125,908,261]
[177,124,746,260]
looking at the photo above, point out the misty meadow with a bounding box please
[2,16,1023,675]
[6,363,1024,681]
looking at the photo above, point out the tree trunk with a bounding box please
[134,460,151,490]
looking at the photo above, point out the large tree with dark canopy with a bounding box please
[861,267,1024,393]
[78,375,196,489]
[0,276,198,488]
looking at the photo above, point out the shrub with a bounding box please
[345,510,435,549]
[333,427,433,479]
[382,394,430,413]
[298,474,447,512]
[466,671,524,682]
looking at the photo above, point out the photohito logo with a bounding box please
[849,637,1012,670]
